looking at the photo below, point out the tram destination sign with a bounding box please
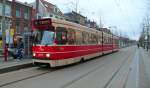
[34,19,51,26]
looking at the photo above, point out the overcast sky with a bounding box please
[17,0,148,40]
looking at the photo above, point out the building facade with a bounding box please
[0,0,11,39]
[0,0,33,57]
[31,0,64,19]
[64,11,87,26]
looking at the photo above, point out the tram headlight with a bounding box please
[33,53,36,57]
[46,53,50,58]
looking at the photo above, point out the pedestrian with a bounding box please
[137,43,139,48]
[16,38,24,60]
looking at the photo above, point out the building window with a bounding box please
[54,7,57,13]
[16,8,20,17]
[16,21,19,33]
[0,3,11,17]
[5,4,11,17]
[55,16,58,18]
[24,22,29,32]
[24,27,28,32]
[24,8,29,19]
[24,12,28,19]
[44,4,48,8]
[0,3,2,16]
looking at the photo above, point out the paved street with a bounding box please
[0,46,150,88]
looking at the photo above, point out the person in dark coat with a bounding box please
[137,43,140,48]
[16,38,24,60]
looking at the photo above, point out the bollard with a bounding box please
[4,44,8,61]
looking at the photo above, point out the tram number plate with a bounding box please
[38,53,44,57]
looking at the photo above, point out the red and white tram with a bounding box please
[32,18,119,67]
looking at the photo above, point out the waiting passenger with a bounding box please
[61,34,67,44]
[68,36,74,44]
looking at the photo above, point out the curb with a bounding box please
[0,63,33,74]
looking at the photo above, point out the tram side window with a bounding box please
[75,30,82,45]
[110,37,112,44]
[108,37,110,44]
[115,39,118,45]
[56,27,68,45]
[91,34,95,44]
[91,34,94,44]
[114,39,116,44]
[108,36,111,44]
[88,33,92,44]
[107,37,109,44]
[93,34,98,44]
[82,32,88,44]
[103,36,107,44]
[117,39,119,45]
[100,35,103,44]
[105,37,108,44]
[84,33,89,44]
[98,33,102,44]
[113,39,115,44]
[67,28,75,45]
[98,35,101,44]
[111,37,113,44]
[110,36,113,44]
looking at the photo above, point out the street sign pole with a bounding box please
[2,0,7,61]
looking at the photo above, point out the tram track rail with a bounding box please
[0,62,87,87]
[61,47,134,88]
[103,48,136,88]
[0,51,118,87]
[61,49,131,88]
[0,67,57,87]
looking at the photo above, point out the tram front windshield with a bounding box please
[33,30,55,45]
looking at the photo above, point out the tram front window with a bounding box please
[33,30,55,45]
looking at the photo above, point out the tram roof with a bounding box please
[34,18,118,37]
[51,18,100,34]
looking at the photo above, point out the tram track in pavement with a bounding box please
[0,66,57,87]
[0,61,90,87]
[61,48,133,88]
[103,49,136,88]
[0,51,119,87]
